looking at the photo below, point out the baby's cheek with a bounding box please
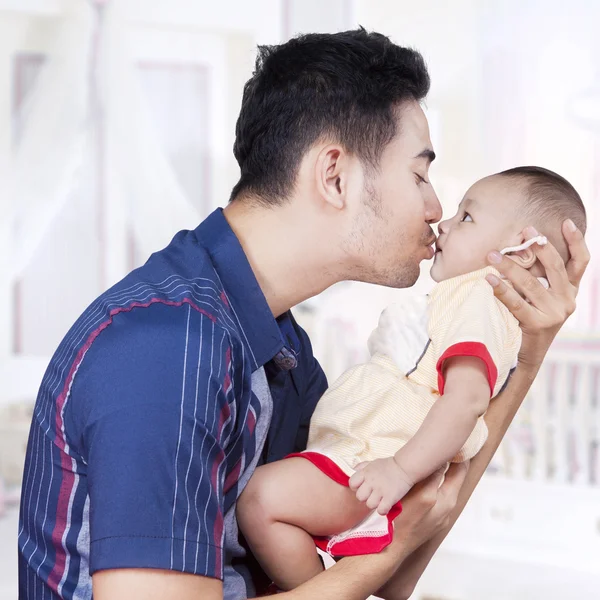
[459,244,485,271]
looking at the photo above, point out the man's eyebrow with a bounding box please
[414,148,436,164]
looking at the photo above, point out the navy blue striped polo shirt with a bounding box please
[18,208,328,599]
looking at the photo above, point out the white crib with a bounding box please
[491,345,600,486]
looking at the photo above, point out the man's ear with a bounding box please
[315,144,347,210]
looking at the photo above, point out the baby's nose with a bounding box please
[438,220,450,234]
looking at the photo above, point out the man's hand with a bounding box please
[386,461,469,559]
[349,457,414,515]
[486,220,589,367]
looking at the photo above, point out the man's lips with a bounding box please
[425,237,437,259]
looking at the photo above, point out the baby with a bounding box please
[237,166,587,592]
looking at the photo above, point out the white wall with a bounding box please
[0,0,285,400]
[350,0,600,336]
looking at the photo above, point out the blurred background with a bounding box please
[1,0,600,598]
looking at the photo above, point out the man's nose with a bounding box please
[425,187,443,224]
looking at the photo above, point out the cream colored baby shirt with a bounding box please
[306,266,522,476]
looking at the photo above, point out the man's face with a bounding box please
[348,101,442,288]
[430,175,521,282]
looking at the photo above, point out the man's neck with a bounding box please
[223,199,346,318]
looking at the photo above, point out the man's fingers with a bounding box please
[437,461,469,508]
[563,219,590,289]
[487,252,552,311]
[529,235,570,296]
[486,273,537,325]
[408,466,446,498]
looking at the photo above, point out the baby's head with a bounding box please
[430,166,586,282]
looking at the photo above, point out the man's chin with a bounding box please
[385,264,421,289]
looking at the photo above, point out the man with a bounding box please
[19,29,588,600]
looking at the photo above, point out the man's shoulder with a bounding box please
[47,230,248,389]
[103,231,228,322]
[82,234,238,342]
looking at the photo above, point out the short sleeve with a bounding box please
[431,276,521,398]
[71,302,231,579]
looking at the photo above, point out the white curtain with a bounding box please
[5,2,92,279]
[4,0,200,282]
[100,0,201,259]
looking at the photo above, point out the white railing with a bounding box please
[416,342,600,600]
[490,343,600,487]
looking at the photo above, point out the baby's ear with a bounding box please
[505,247,537,268]
[502,230,546,269]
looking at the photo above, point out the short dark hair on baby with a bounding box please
[498,166,587,238]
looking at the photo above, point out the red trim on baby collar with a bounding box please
[436,342,497,396]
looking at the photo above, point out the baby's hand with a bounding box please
[348,457,414,515]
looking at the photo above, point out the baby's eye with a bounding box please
[460,213,473,223]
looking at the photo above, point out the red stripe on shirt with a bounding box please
[247,408,256,436]
[223,457,242,494]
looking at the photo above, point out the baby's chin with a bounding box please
[429,267,443,283]
[429,254,445,282]
[429,257,489,283]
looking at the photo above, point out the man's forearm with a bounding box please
[382,361,540,598]
[262,543,410,600]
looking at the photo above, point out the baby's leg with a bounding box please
[237,457,370,590]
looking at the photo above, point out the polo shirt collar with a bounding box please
[193,208,291,372]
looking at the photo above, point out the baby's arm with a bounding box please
[393,356,491,484]
[350,356,490,515]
